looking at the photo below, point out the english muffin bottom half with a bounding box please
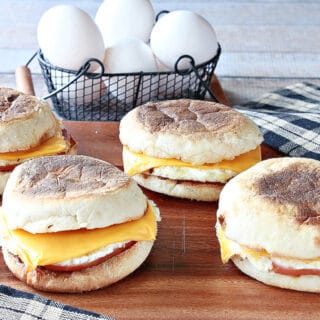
[216,157,320,292]
[0,88,77,194]
[120,99,263,201]
[0,155,159,293]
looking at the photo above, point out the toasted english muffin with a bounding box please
[216,157,320,292]
[120,99,263,201]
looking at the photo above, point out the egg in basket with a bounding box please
[21,1,221,121]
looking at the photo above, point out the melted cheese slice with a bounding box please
[123,146,261,177]
[0,136,69,161]
[217,227,320,265]
[217,226,269,264]
[0,203,156,271]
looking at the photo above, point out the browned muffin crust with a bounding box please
[136,99,247,136]
[12,155,131,199]
[255,163,320,224]
[0,88,42,122]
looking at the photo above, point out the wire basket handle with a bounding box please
[42,58,105,100]
[155,10,170,21]
[174,55,217,102]
[17,50,105,99]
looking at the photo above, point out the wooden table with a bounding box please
[1,119,319,320]
[1,0,320,105]
[0,74,312,320]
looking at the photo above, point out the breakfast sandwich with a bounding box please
[0,155,159,293]
[119,99,263,201]
[216,157,320,292]
[0,88,76,194]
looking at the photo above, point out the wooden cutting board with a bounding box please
[1,77,317,320]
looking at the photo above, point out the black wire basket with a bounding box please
[36,44,221,121]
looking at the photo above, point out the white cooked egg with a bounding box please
[223,233,320,273]
[272,257,320,270]
[54,241,129,267]
[95,0,155,48]
[151,166,236,183]
[52,201,160,268]
[150,10,218,70]
[238,249,320,273]
[37,5,105,71]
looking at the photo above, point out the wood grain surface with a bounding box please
[0,122,315,320]
[1,79,317,320]
[1,0,320,107]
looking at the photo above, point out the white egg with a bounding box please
[104,38,157,104]
[57,73,107,107]
[150,10,218,70]
[154,56,191,98]
[104,38,157,73]
[37,5,105,71]
[156,73,190,99]
[155,57,170,72]
[95,0,154,48]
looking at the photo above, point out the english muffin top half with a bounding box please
[217,157,320,259]
[0,88,60,153]
[120,99,263,165]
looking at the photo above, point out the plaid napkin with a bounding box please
[0,285,116,320]
[235,82,320,160]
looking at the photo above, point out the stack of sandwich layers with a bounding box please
[216,157,320,293]
[0,155,159,293]
[120,99,263,201]
[0,88,76,194]
[0,91,318,295]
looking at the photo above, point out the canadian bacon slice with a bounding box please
[272,263,320,277]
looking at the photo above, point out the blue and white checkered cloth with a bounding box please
[235,82,320,160]
[0,285,116,320]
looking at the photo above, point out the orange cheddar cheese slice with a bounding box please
[0,202,157,271]
[0,136,69,161]
[123,146,261,177]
